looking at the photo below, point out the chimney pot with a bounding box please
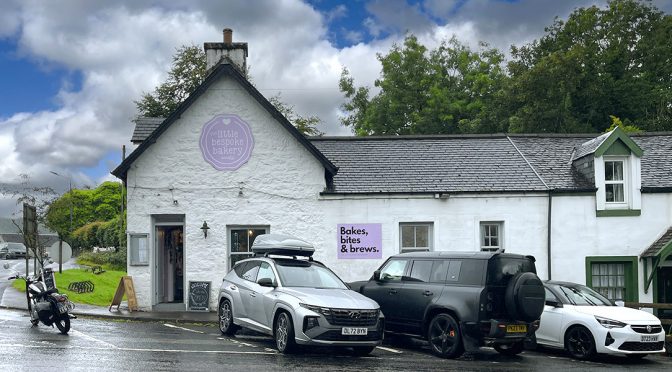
[223,28,233,45]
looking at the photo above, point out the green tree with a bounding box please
[506,0,672,133]
[339,35,507,135]
[135,45,322,135]
[136,45,208,118]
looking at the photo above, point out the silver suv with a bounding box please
[217,234,384,355]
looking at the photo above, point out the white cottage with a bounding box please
[113,30,672,315]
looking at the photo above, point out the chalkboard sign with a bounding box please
[43,268,56,291]
[188,281,211,311]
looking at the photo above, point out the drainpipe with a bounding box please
[547,191,553,280]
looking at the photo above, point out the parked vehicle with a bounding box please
[0,242,26,259]
[536,281,666,360]
[350,251,545,358]
[218,234,384,355]
[0,246,13,259]
[5,263,76,334]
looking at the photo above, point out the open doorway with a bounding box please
[155,225,184,306]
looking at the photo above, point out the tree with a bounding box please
[136,45,208,118]
[506,0,672,133]
[339,35,507,135]
[136,45,322,135]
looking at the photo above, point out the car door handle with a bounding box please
[250,292,257,297]
[388,289,397,295]
[423,291,433,296]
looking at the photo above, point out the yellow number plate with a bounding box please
[506,325,527,333]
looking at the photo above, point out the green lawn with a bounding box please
[11,269,127,307]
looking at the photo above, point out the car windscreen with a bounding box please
[557,284,612,306]
[486,257,536,285]
[275,260,347,289]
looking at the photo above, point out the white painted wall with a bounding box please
[551,193,672,303]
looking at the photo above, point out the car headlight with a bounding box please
[299,303,332,316]
[595,316,627,329]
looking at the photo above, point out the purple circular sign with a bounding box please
[199,114,254,171]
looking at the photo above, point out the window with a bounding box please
[480,222,503,252]
[585,256,638,302]
[605,160,625,203]
[129,234,148,266]
[241,261,260,282]
[257,262,276,285]
[407,260,433,282]
[379,259,409,282]
[591,263,625,300]
[446,260,462,282]
[228,226,268,269]
[400,223,433,253]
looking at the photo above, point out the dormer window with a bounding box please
[604,159,626,204]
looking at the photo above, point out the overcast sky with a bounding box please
[1,0,671,217]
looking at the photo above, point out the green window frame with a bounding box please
[585,256,638,302]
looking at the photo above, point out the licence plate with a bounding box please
[506,325,527,333]
[641,335,658,342]
[342,327,368,336]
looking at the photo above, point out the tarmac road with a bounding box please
[0,308,670,371]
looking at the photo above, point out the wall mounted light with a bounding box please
[201,221,210,238]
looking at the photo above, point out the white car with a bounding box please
[536,281,665,360]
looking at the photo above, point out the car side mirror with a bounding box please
[614,300,625,307]
[257,278,276,288]
[545,300,563,308]
[373,270,381,281]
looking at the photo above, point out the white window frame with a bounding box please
[604,158,627,205]
[480,221,503,252]
[399,222,433,253]
[227,226,269,270]
[129,233,149,266]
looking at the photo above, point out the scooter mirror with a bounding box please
[2,263,9,270]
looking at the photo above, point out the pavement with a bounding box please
[0,258,218,324]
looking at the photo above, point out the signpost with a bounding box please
[188,281,211,311]
[109,276,138,312]
[22,204,37,277]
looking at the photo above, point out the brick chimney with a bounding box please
[204,28,248,73]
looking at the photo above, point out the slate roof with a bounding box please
[571,132,610,161]
[310,133,672,194]
[641,226,672,257]
[311,135,548,194]
[131,117,164,143]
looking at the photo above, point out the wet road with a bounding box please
[0,308,670,371]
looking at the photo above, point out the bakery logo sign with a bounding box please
[199,114,254,171]
[337,224,382,259]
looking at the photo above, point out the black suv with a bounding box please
[351,251,545,358]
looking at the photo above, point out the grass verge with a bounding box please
[11,269,126,307]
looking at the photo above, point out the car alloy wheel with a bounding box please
[275,312,296,353]
[427,313,463,359]
[565,326,596,360]
[219,300,236,335]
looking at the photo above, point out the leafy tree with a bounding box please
[339,35,507,135]
[506,0,672,133]
[136,45,321,135]
[136,45,208,118]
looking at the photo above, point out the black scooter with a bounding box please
[5,264,76,334]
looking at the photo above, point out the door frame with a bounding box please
[152,221,185,306]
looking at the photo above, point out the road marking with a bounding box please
[163,323,205,334]
[70,329,118,349]
[376,346,402,354]
[0,342,277,355]
[217,337,257,348]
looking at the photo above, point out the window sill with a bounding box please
[596,209,641,217]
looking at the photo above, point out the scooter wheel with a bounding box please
[54,315,70,334]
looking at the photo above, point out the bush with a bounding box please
[77,247,127,271]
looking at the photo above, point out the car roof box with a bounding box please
[251,234,315,257]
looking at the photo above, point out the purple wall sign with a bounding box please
[337,224,382,259]
[199,114,254,171]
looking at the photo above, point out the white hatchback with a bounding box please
[536,281,665,360]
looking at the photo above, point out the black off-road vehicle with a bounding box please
[351,251,545,358]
